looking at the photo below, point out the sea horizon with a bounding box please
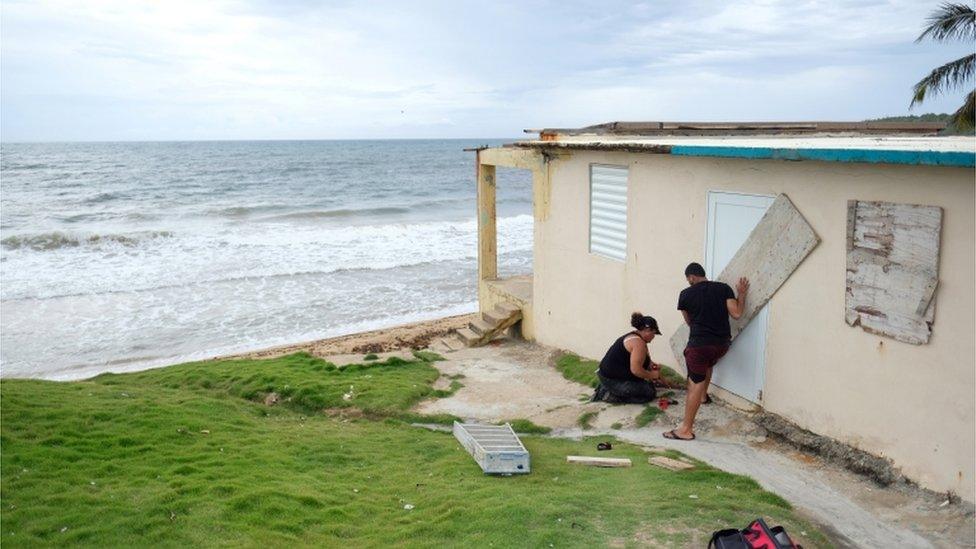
[1,136,527,145]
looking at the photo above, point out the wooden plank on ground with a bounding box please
[670,194,820,369]
[648,456,695,471]
[566,456,632,468]
[845,200,941,345]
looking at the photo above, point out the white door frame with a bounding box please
[704,190,774,402]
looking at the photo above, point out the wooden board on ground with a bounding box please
[670,193,820,369]
[566,456,632,468]
[845,200,941,345]
[648,455,695,471]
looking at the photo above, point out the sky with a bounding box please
[1,0,973,141]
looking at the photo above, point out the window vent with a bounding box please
[589,164,628,261]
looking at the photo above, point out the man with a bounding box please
[663,262,748,441]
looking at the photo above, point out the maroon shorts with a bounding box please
[684,344,730,382]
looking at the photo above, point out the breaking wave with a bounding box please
[1,230,174,251]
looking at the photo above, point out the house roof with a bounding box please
[515,122,976,167]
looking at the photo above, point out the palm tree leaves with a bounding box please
[916,2,976,42]
[911,53,976,106]
[912,3,976,130]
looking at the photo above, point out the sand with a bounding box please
[225,313,475,360]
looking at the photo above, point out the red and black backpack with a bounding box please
[708,518,802,549]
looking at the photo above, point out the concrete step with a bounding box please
[429,339,452,354]
[483,309,507,324]
[456,327,481,346]
[495,302,521,316]
[442,335,466,352]
[469,318,494,335]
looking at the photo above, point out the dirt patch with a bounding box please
[223,314,474,360]
[414,340,591,427]
[323,407,365,420]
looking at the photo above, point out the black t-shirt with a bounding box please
[677,281,735,347]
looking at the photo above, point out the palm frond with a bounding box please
[916,2,976,42]
[911,53,976,106]
[951,90,976,131]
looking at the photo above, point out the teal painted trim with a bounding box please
[669,145,975,167]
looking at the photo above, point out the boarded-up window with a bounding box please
[589,165,628,261]
[845,200,942,344]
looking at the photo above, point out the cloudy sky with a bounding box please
[2,0,972,141]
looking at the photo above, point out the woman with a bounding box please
[591,312,662,403]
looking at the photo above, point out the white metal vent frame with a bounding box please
[589,164,629,262]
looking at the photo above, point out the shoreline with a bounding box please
[220,313,474,361]
[1,313,475,382]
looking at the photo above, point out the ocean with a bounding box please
[0,140,532,380]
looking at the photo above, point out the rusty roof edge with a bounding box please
[513,140,975,168]
[531,121,948,138]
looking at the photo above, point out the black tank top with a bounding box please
[598,332,649,381]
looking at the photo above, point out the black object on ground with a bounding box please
[596,442,612,451]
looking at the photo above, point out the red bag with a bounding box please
[709,518,801,549]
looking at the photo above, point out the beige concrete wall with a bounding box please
[530,149,976,501]
[480,279,535,340]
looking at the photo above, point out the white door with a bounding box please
[705,191,774,403]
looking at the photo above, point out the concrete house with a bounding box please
[471,122,975,501]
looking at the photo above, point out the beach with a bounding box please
[226,313,475,360]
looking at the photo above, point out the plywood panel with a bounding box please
[670,194,820,369]
[845,200,941,345]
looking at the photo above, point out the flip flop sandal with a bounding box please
[702,394,713,405]
[663,429,695,441]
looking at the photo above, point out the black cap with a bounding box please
[637,315,662,335]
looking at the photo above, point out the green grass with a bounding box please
[635,405,665,427]
[502,419,552,435]
[1,352,828,547]
[659,366,686,388]
[555,354,600,388]
[362,353,379,361]
[555,352,685,390]
[411,350,444,362]
[577,411,598,430]
[431,379,463,399]
[610,422,623,430]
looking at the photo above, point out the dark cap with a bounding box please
[636,315,662,335]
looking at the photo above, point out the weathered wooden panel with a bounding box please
[670,194,820,369]
[845,200,941,345]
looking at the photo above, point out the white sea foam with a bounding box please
[0,214,533,301]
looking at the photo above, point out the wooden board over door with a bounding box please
[670,193,820,369]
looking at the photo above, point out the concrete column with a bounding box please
[477,155,497,284]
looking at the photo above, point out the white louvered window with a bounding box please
[589,164,628,261]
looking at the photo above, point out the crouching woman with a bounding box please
[591,312,662,403]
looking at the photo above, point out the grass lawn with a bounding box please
[1,352,827,547]
[555,353,686,389]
